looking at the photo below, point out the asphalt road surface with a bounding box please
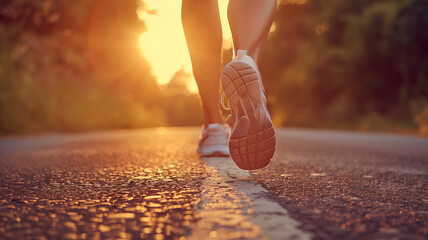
[0,127,427,240]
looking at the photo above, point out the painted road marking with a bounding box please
[190,157,312,240]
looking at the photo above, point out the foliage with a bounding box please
[2,0,427,135]
[262,0,428,133]
[0,0,169,134]
[162,68,203,126]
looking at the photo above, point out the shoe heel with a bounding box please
[221,58,276,170]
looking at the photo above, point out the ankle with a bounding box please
[203,114,223,127]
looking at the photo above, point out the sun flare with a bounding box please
[138,0,231,93]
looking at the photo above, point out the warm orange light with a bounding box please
[138,0,231,93]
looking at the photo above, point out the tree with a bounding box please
[261,0,428,132]
[0,0,163,133]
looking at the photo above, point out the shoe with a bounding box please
[197,123,230,157]
[221,50,276,170]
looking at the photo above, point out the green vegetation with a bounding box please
[0,0,201,134]
[262,0,428,134]
[0,0,427,135]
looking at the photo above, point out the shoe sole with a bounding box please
[198,146,230,157]
[221,60,276,170]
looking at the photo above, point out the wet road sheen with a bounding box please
[0,129,205,239]
[0,127,427,239]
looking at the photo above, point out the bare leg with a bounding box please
[221,0,277,170]
[228,0,276,66]
[182,0,223,126]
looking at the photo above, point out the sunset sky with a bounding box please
[138,0,232,93]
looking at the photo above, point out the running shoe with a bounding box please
[197,123,230,157]
[221,50,276,170]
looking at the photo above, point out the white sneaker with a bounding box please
[197,123,230,157]
[221,50,276,170]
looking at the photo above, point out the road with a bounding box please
[0,127,427,239]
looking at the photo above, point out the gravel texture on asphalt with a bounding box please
[253,129,428,240]
[0,128,427,240]
[0,129,205,239]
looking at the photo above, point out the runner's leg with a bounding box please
[182,0,223,126]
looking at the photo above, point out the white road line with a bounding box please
[190,157,312,240]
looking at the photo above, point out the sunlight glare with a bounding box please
[138,0,231,93]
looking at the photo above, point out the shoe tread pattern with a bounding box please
[221,61,276,170]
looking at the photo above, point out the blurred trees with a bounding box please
[162,68,203,126]
[2,0,427,134]
[262,0,428,133]
[0,0,166,133]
